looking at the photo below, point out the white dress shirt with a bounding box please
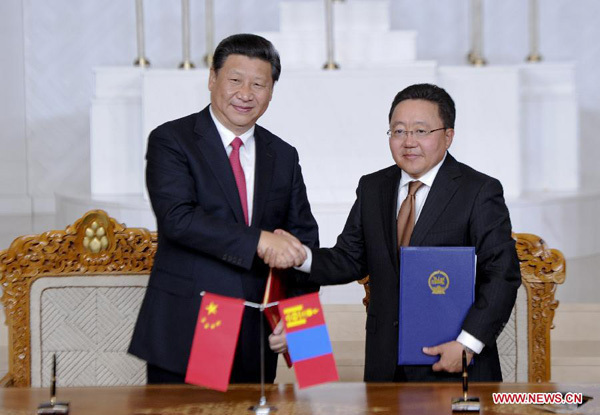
[298,152,485,354]
[209,106,256,225]
[395,153,445,221]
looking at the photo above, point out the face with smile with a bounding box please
[388,99,454,179]
[208,54,274,136]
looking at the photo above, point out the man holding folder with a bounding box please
[270,83,521,382]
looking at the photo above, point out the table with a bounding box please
[1,383,598,414]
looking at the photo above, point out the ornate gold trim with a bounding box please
[357,277,370,308]
[514,232,565,383]
[357,232,566,383]
[0,210,157,387]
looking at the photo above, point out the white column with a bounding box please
[179,0,195,69]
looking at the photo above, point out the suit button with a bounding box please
[393,321,399,327]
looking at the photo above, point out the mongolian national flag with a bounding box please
[185,292,244,391]
[278,292,339,389]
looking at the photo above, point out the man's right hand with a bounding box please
[257,230,306,269]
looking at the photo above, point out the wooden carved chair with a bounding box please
[358,232,566,383]
[0,210,157,387]
[0,210,565,386]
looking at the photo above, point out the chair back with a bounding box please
[0,210,157,387]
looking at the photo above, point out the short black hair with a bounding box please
[388,83,456,129]
[212,33,281,83]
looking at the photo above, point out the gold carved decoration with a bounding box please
[0,210,157,387]
[357,232,566,383]
[357,276,370,308]
[514,232,565,383]
[83,220,109,253]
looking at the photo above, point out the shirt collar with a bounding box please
[400,152,447,189]
[209,105,255,148]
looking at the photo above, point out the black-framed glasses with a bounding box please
[387,127,446,139]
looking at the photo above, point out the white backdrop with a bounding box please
[1,0,599,214]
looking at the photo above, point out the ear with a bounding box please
[444,128,454,150]
[208,68,216,92]
[268,84,274,102]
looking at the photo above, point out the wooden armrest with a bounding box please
[0,373,14,388]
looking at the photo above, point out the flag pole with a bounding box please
[249,304,277,414]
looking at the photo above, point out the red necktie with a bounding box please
[397,180,423,248]
[229,137,249,225]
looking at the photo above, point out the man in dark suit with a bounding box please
[129,34,319,384]
[270,83,520,382]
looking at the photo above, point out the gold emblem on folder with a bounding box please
[428,270,449,295]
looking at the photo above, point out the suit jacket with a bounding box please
[129,106,319,380]
[309,153,521,382]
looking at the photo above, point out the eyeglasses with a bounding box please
[387,127,446,139]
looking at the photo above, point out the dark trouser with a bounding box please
[147,363,185,384]
[394,365,463,382]
[393,352,502,382]
[147,347,278,385]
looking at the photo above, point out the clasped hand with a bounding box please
[268,320,287,353]
[257,229,306,269]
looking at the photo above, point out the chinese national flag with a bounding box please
[185,292,244,391]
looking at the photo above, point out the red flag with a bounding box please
[263,269,293,368]
[185,292,244,391]
[278,293,339,388]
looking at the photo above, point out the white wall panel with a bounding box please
[0,0,28,214]
[0,0,599,214]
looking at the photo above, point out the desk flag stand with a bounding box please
[248,300,280,415]
[193,291,279,413]
[191,290,337,409]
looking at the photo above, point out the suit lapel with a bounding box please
[252,127,274,227]
[193,107,246,224]
[381,166,402,269]
[410,154,462,246]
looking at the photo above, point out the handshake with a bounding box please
[257,229,306,269]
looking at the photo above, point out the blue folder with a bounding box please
[398,247,476,365]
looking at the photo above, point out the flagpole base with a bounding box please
[248,402,276,414]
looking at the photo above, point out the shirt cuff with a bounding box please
[456,330,485,354]
[294,245,312,273]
